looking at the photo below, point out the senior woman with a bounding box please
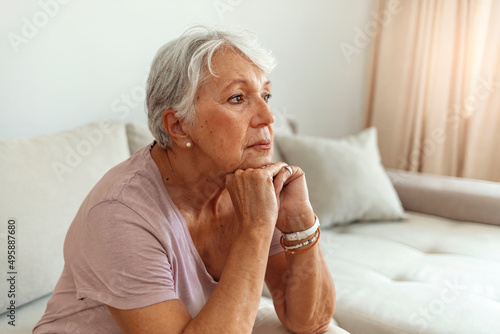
[34,27,336,333]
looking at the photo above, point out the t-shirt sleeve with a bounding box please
[269,227,284,257]
[68,200,178,310]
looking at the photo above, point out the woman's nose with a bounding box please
[251,98,275,127]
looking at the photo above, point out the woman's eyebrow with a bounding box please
[222,79,272,92]
[222,79,249,91]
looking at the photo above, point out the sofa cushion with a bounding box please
[0,294,349,334]
[125,122,155,155]
[0,294,50,333]
[324,212,500,334]
[254,297,349,334]
[0,121,130,311]
[275,127,404,227]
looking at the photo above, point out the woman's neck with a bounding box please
[150,143,228,220]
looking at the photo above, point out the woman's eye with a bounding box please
[229,95,243,104]
[263,94,272,103]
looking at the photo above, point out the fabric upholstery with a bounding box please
[324,212,500,334]
[276,128,405,227]
[125,122,154,155]
[1,295,349,334]
[0,294,51,334]
[0,121,130,311]
[254,297,349,334]
[386,168,500,226]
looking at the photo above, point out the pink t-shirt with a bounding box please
[33,143,283,333]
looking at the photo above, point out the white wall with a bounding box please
[0,0,374,139]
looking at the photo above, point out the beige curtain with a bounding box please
[365,0,500,182]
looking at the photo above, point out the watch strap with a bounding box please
[282,215,320,241]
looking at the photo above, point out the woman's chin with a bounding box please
[227,151,274,171]
[240,157,274,170]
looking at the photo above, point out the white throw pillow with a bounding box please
[126,122,155,155]
[0,121,131,311]
[275,127,404,227]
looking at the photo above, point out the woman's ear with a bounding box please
[162,110,192,148]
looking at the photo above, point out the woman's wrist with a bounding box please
[280,229,321,255]
[282,215,319,241]
[281,228,317,247]
[277,209,316,233]
[278,211,320,255]
[238,217,277,239]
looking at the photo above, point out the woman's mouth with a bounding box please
[248,139,272,150]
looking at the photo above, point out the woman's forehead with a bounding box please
[205,50,270,90]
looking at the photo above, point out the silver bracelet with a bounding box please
[281,230,320,250]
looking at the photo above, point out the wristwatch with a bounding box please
[282,215,320,241]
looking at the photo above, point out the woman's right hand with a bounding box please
[225,162,290,232]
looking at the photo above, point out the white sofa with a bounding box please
[1,120,499,333]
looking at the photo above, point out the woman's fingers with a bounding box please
[270,164,295,196]
[225,167,279,228]
[261,162,291,178]
[229,162,298,199]
[225,162,306,229]
[226,162,315,234]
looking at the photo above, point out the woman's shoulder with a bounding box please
[87,146,159,202]
[65,145,184,254]
[81,145,181,229]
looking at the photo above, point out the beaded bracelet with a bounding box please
[280,229,321,255]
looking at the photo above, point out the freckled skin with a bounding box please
[184,49,274,173]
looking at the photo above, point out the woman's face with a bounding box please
[186,48,274,173]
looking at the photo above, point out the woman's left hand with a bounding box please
[270,163,315,233]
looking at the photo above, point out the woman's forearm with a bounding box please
[275,245,336,333]
[183,227,274,334]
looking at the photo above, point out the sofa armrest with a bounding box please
[385,168,500,226]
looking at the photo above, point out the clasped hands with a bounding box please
[225,162,315,234]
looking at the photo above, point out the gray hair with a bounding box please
[146,26,277,149]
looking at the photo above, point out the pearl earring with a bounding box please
[186,142,192,148]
